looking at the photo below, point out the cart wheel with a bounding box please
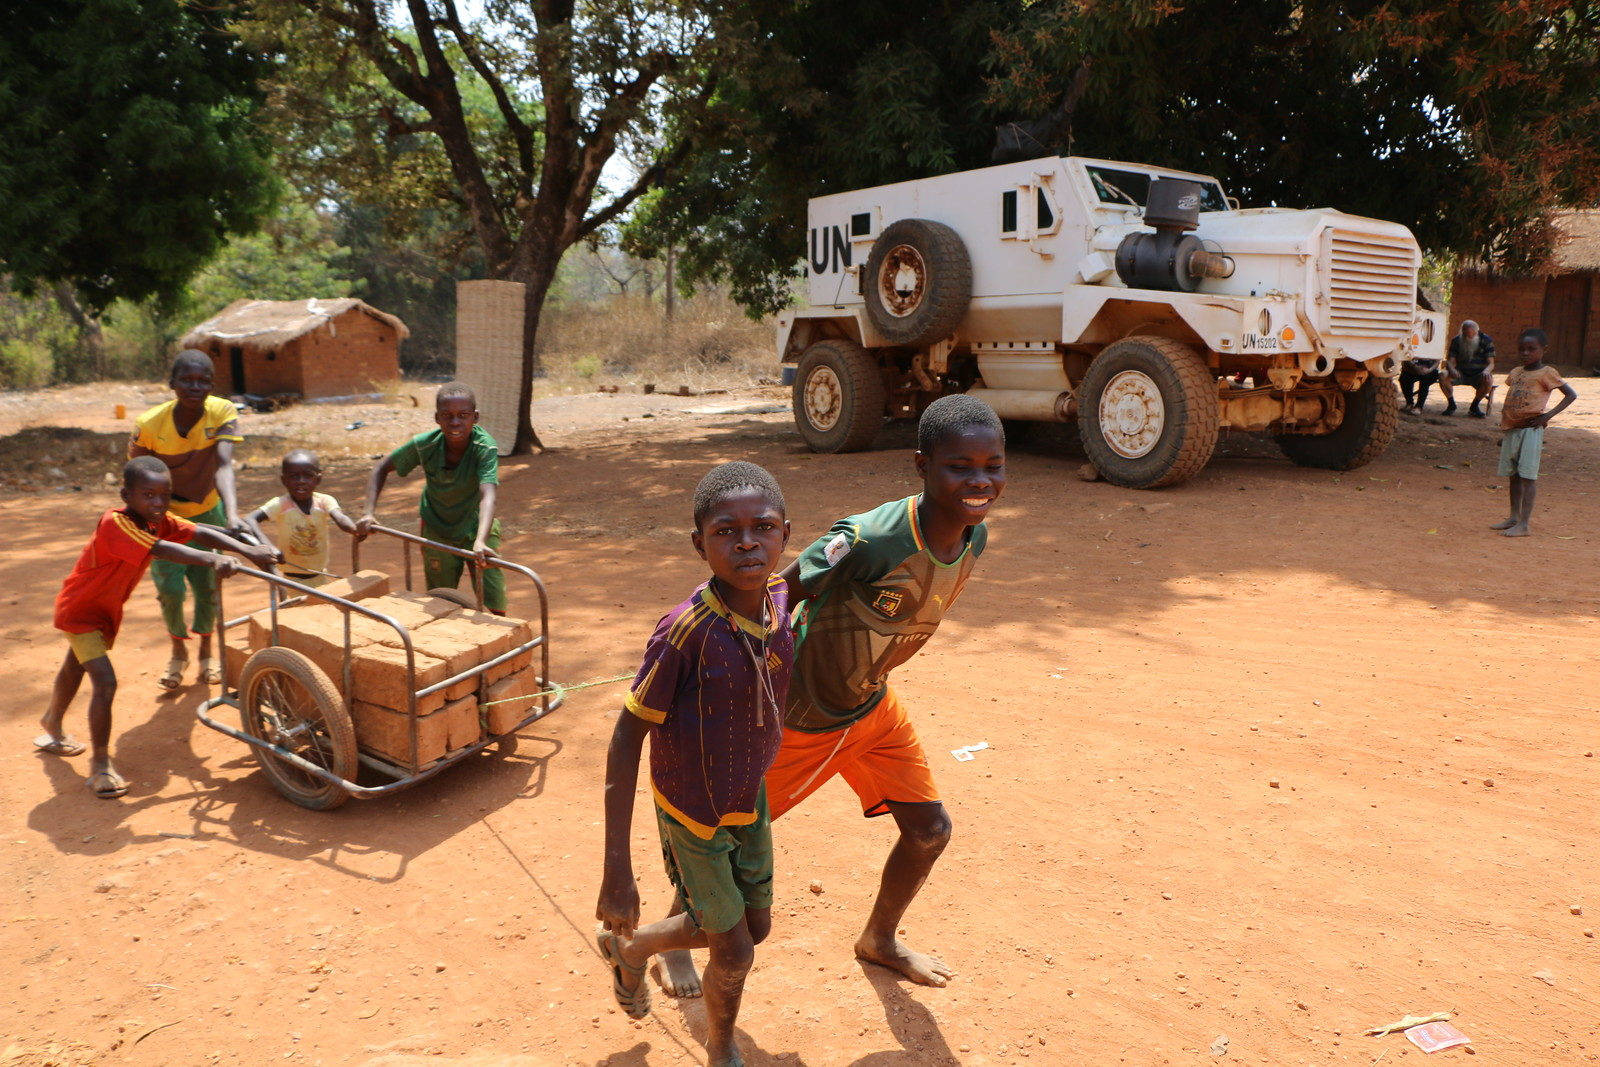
[239,647,357,811]
[425,587,478,610]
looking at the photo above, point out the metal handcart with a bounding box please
[197,525,563,810]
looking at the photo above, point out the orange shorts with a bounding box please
[766,687,939,820]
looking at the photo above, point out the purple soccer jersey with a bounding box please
[625,575,794,839]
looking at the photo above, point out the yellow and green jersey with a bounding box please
[786,495,986,733]
[128,396,242,519]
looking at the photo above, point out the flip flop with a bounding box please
[200,659,222,685]
[86,769,129,799]
[596,930,651,1019]
[34,734,86,757]
[159,657,186,691]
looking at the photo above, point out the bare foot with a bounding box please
[1501,523,1531,537]
[656,948,703,998]
[855,934,955,987]
[1490,517,1518,530]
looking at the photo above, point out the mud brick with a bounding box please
[351,693,479,770]
[249,607,373,692]
[319,569,390,602]
[482,669,547,735]
[359,594,441,633]
[486,647,534,684]
[350,643,452,714]
[222,641,250,686]
[385,590,464,622]
[367,620,484,701]
[421,614,521,663]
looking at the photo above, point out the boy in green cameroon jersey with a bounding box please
[355,383,506,612]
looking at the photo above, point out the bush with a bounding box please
[0,339,54,388]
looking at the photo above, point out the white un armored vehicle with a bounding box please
[777,156,1446,487]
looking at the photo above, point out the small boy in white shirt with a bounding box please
[245,450,358,583]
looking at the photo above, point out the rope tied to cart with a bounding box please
[476,672,636,711]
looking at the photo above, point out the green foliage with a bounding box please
[0,0,277,308]
[0,339,54,390]
[627,0,1016,314]
[985,0,1600,272]
[185,200,354,319]
[635,0,1600,307]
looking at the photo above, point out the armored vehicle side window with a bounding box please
[1001,190,1018,234]
[850,212,873,238]
[1087,165,1227,211]
[1036,187,1054,230]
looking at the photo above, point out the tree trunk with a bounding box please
[664,244,676,324]
[509,263,554,454]
[52,282,105,378]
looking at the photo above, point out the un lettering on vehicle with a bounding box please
[809,224,851,275]
[1241,332,1279,350]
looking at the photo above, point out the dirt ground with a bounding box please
[3,374,1599,1066]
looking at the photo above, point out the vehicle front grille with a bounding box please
[1325,228,1419,338]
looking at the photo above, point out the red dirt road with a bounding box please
[3,384,1599,1065]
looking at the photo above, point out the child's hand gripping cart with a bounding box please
[197,524,564,810]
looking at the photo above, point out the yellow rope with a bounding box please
[476,672,634,710]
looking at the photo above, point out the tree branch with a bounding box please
[437,0,535,183]
[294,0,429,106]
[573,135,693,243]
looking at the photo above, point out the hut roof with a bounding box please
[1552,210,1600,272]
[180,298,409,350]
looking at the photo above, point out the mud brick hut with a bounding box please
[180,298,407,399]
[1451,211,1600,371]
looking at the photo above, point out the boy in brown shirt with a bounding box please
[1493,328,1578,537]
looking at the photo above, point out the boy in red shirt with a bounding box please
[38,456,274,798]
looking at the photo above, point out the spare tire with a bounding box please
[863,219,971,346]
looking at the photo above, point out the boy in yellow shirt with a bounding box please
[128,350,245,688]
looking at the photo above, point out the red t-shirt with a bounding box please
[55,509,197,638]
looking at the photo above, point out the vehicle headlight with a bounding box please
[1257,309,1271,335]
[1420,318,1435,343]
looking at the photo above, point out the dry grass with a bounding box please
[533,292,775,392]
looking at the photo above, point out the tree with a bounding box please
[633,0,1600,308]
[246,0,755,452]
[0,0,276,309]
[625,0,1018,314]
[985,0,1600,271]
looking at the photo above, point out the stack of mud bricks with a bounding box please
[227,571,547,771]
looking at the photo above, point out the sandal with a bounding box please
[86,769,129,799]
[200,658,222,685]
[34,734,86,757]
[597,930,651,1019]
[159,657,186,691]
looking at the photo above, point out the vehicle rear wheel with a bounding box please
[792,339,886,453]
[1077,336,1220,488]
[1275,375,1398,470]
[862,219,972,347]
[239,647,357,810]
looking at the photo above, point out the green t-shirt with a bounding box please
[389,425,500,542]
[785,495,987,733]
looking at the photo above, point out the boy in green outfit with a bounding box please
[356,384,506,612]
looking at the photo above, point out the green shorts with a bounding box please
[1499,426,1544,479]
[656,784,773,935]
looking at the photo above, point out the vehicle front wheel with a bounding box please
[1275,375,1398,470]
[792,339,886,453]
[1077,335,1219,488]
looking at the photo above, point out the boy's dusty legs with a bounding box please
[39,651,87,751]
[616,913,761,1066]
[657,898,704,997]
[1504,475,1536,536]
[1492,477,1524,530]
[855,800,955,987]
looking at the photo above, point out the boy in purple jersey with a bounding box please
[596,462,792,1067]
